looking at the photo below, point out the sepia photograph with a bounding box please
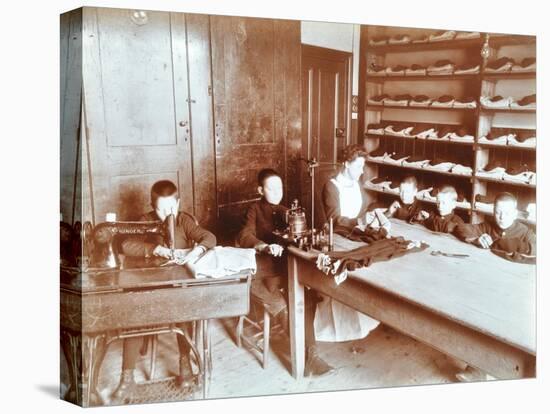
[57,2,537,408]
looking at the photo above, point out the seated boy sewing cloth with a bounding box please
[420,186,465,233]
[236,180,289,317]
[238,168,334,376]
[112,180,217,403]
[455,192,535,263]
[386,176,423,222]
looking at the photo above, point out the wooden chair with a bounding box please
[235,257,286,369]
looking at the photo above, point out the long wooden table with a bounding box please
[287,219,536,380]
[60,263,251,406]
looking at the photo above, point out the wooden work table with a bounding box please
[287,219,536,380]
[60,264,251,406]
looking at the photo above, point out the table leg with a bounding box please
[202,319,212,399]
[288,254,305,379]
[60,329,81,405]
[82,334,107,407]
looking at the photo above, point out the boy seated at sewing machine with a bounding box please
[416,185,465,233]
[455,192,536,261]
[237,168,334,376]
[382,176,424,222]
[111,180,216,404]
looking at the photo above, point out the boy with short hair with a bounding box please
[418,185,465,233]
[112,180,216,404]
[455,192,536,259]
[237,168,334,376]
[386,175,423,222]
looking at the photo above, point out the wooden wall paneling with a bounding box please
[60,9,82,224]
[82,8,194,222]
[211,16,300,238]
[275,20,302,205]
[185,14,217,228]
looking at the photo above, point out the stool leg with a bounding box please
[262,309,270,369]
[236,316,244,348]
[149,335,158,380]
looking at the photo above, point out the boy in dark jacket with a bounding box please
[455,192,535,260]
[387,175,423,222]
[237,169,334,376]
[418,185,464,233]
[111,180,216,404]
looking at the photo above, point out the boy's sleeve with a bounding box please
[322,181,359,228]
[180,214,217,250]
[422,210,438,231]
[236,204,262,248]
[121,214,158,257]
[454,222,488,243]
[494,228,536,256]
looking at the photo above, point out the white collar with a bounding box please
[335,172,356,187]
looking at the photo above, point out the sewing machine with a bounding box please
[59,213,252,406]
[275,199,333,252]
[89,214,176,269]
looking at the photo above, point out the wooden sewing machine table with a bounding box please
[287,219,536,380]
[60,262,251,406]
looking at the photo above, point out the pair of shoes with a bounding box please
[305,346,335,377]
[176,354,194,388]
[110,369,136,405]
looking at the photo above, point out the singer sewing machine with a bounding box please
[90,214,176,269]
[60,216,252,406]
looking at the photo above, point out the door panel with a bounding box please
[97,10,177,147]
[302,45,352,227]
[82,8,194,222]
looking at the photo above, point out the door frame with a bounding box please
[301,44,353,158]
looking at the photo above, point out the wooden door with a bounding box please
[210,16,302,238]
[82,8,197,223]
[301,45,352,227]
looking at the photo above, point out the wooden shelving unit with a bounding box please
[360,28,536,225]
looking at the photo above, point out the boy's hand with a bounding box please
[153,245,173,259]
[476,233,494,249]
[389,200,401,215]
[417,210,430,221]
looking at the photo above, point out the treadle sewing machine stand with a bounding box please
[60,218,251,406]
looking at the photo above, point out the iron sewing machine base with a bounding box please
[60,219,251,406]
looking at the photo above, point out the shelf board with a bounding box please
[476,142,536,151]
[482,72,536,80]
[368,37,483,54]
[365,133,474,146]
[367,159,473,178]
[480,107,536,113]
[366,74,480,82]
[367,104,477,112]
[487,34,536,48]
[364,186,471,211]
[474,175,536,189]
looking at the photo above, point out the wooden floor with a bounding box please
[61,318,478,404]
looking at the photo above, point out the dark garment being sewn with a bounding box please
[325,237,428,276]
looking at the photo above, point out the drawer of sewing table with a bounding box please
[61,281,250,333]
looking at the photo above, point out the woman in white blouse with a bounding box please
[317,144,381,342]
